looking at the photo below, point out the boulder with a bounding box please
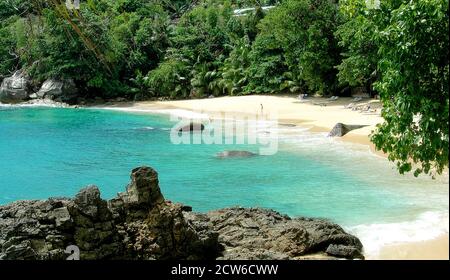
[216,150,258,158]
[184,207,364,260]
[36,79,78,104]
[177,122,205,133]
[326,244,365,259]
[328,123,367,137]
[0,71,31,104]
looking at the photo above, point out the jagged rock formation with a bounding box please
[0,71,31,104]
[0,186,121,260]
[0,166,364,260]
[328,123,368,137]
[0,167,218,260]
[185,208,364,260]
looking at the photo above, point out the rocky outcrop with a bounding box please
[185,208,364,260]
[31,79,78,104]
[0,186,122,260]
[0,71,31,104]
[328,123,368,137]
[0,167,219,260]
[0,166,364,260]
[216,150,258,158]
[107,167,219,260]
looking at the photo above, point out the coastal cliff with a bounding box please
[0,166,364,260]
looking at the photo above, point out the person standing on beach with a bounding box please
[260,103,264,115]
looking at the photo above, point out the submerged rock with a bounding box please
[328,123,368,137]
[0,71,31,104]
[0,166,364,260]
[216,150,258,158]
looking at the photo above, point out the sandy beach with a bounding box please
[376,234,449,260]
[100,95,449,260]
[132,95,383,138]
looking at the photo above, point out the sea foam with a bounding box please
[0,99,70,108]
[348,211,449,258]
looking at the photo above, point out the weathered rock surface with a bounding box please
[216,150,258,158]
[0,71,31,104]
[328,123,368,137]
[185,208,364,260]
[34,79,78,104]
[0,167,218,260]
[0,166,364,260]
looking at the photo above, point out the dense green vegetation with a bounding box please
[0,0,448,176]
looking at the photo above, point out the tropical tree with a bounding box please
[247,0,341,95]
[370,0,449,176]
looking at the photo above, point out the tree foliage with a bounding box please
[370,0,449,176]
[0,0,448,176]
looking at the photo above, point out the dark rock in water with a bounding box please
[35,79,78,104]
[185,208,363,260]
[328,123,368,137]
[216,150,258,158]
[0,166,364,260]
[0,71,31,104]
[178,122,205,133]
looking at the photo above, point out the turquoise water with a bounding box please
[0,106,448,254]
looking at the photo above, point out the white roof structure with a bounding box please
[233,6,276,16]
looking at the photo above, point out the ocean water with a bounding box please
[0,105,448,257]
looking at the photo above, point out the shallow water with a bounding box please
[0,106,448,256]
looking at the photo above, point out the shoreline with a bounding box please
[97,95,387,156]
[96,95,448,260]
[2,96,449,260]
[375,234,449,260]
[96,95,383,140]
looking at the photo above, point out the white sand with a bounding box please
[376,234,449,260]
[99,94,448,260]
[101,95,385,154]
[107,95,383,143]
